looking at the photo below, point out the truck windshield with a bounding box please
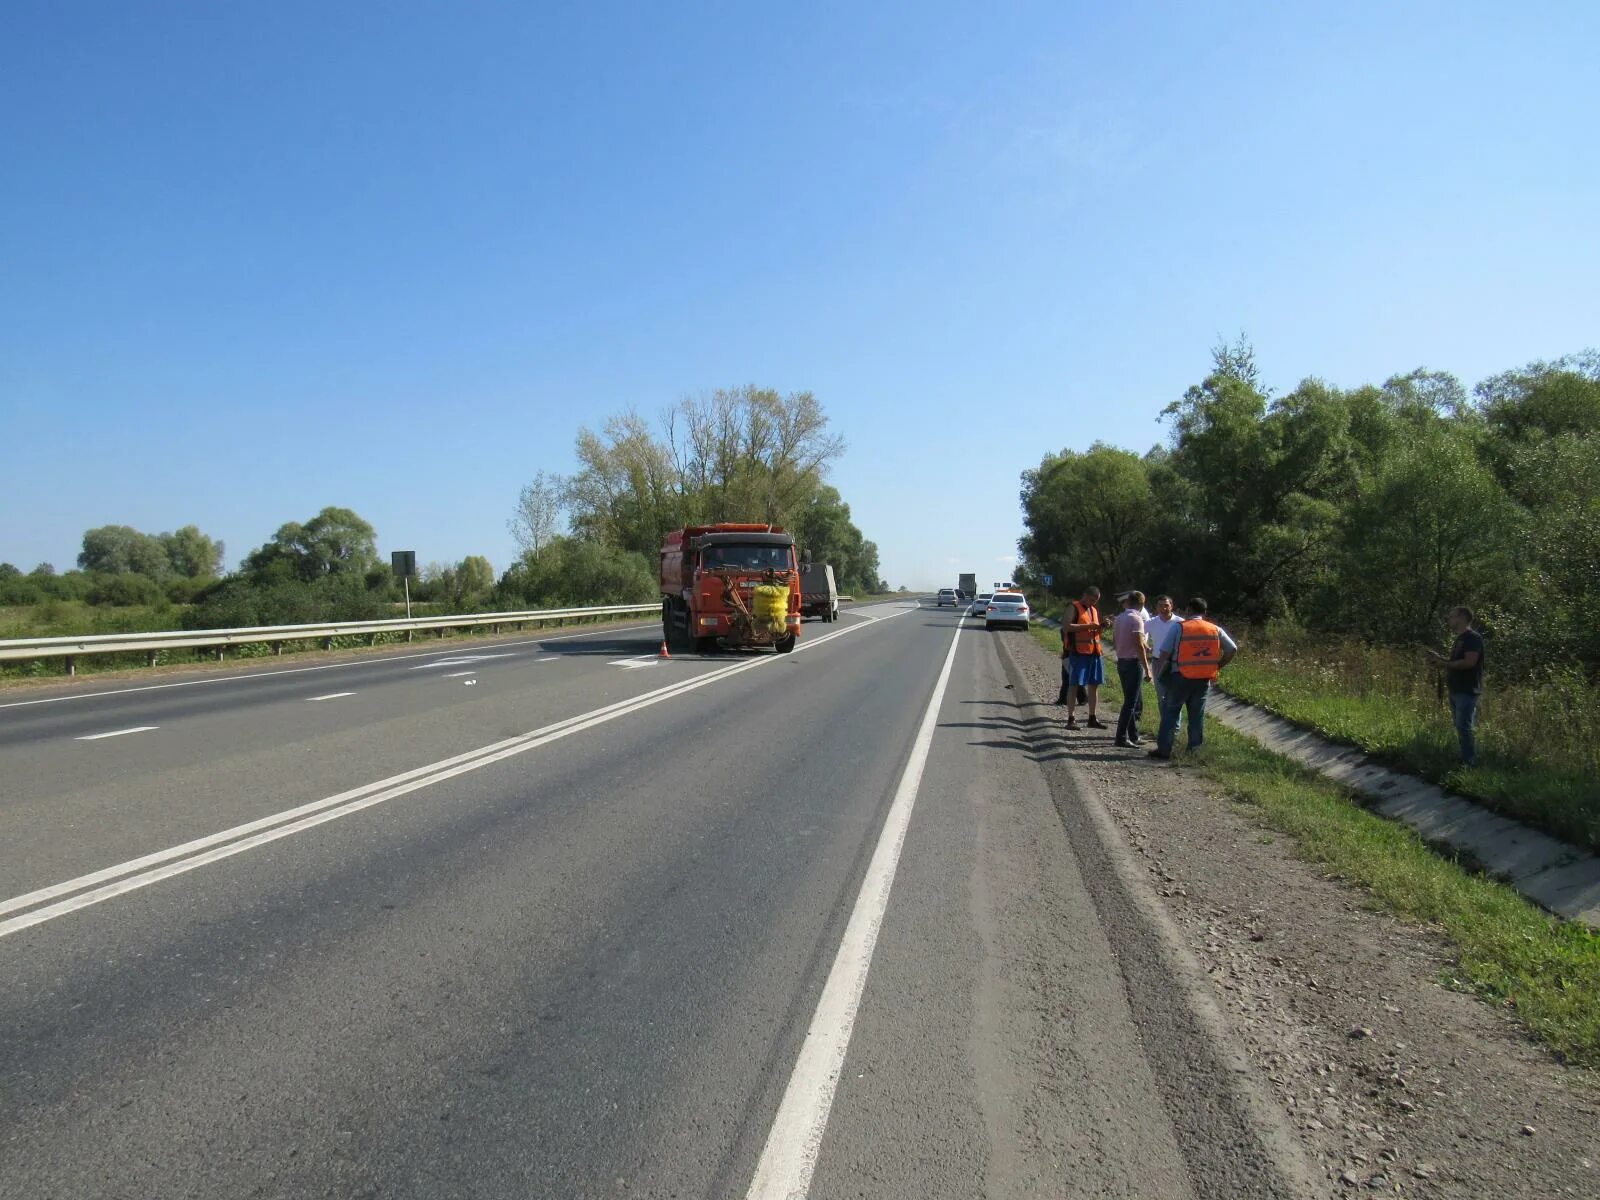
[701,544,792,571]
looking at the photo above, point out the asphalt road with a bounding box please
[0,601,1307,1198]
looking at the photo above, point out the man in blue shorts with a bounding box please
[1062,585,1107,730]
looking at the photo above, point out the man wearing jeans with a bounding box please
[1145,595,1184,737]
[1148,597,1237,760]
[1112,591,1153,747]
[1428,606,1485,766]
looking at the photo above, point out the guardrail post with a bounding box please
[64,655,75,677]
[324,637,334,651]
[275,643,284,656]
[147,650,158,667]
[406,630,413,643]
[215,647,225,662]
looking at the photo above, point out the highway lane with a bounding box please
[0,610,890,899]
[0,601,1303,1198]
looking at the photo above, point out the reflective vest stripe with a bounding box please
[1174,619,1222,680]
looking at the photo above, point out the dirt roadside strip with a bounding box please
[997,629,1600,1200]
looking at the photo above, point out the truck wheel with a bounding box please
[776,632,796,654]
[663,599,692,651]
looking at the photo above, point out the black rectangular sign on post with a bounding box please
[391,550,416,579]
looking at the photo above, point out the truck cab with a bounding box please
[660,525,802,653]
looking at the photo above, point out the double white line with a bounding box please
[0,610,908,939]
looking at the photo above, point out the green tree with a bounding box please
[78,525,171,578]
[1337,423,1517,643]
[565,387,851,556]
[425,555,497,608]
[243,506,380,583]
[508,471,566,557]
[1018,443,1154,591]
[160,525,224,578]
[566,413,684,555]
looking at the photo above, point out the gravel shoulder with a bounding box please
[999,629,1600,1199]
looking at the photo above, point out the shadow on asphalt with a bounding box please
[950,698,1155,766]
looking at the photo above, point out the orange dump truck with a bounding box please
[660,524,801,653]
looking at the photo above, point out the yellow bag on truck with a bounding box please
[753,583,790,634]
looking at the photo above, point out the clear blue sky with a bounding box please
[3,1,1596,589]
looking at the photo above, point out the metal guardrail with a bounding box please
[0,603,662,674]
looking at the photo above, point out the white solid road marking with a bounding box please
[74,726,159,741]
[744,615,964,1200]
[307,692,355,701]
[0,623,657,710]
[0,606,914,938]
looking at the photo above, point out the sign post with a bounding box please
[391,550,417,620]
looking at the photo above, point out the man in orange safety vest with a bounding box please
[1147,596,1237,760]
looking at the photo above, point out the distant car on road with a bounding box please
[984,592,1031,630]
[971,591,994,616]
[936,588,960,607]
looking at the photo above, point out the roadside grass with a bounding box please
[1082,652,1600,1068]
[1028,621,1063,657]
[0,600,183,640]
[1223,635,1600,854]
[1191,728,1600,1068]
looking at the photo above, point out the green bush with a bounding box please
[87,573,168,607]
[0,576,43,606]
[163,575,213,605]
[496,537,656,610]
[184,572,393,630]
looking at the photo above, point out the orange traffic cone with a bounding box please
[659,640,671,659]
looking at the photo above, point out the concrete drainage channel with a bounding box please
[1205,692,1600,929]
[1032,615,1600,928]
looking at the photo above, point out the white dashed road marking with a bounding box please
[307,693,355,701]
[75,726,159,741]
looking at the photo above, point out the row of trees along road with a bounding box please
[2,385,882,633]
[0,524,225,608]
[1018,341,1600,681]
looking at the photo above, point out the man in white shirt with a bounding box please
[1145,595,1184,735]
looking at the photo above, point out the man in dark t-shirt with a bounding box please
[1427,605,1485,766]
